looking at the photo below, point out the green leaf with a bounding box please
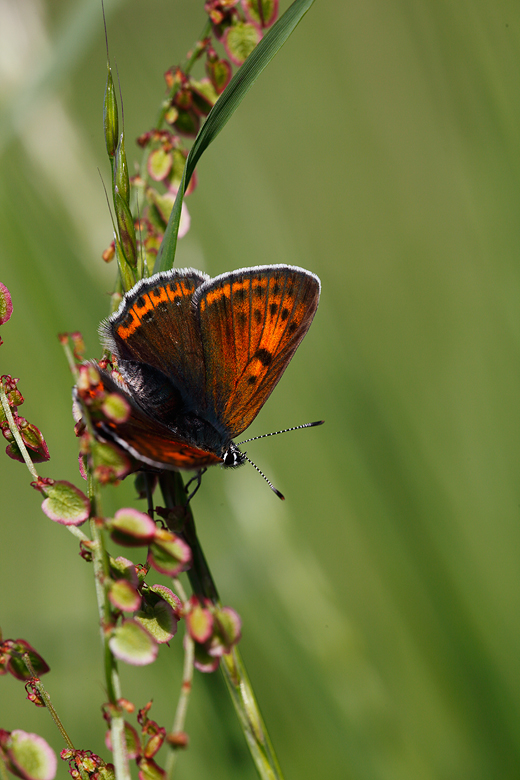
[154,0,315,274]
[6,640,50,681]
[41,481,90,526]
[7,731,57,780]
[223,22,262,66]
[243,0,279,28]
[108,579,141,612]
[91,441,131,482]
[109,619,158,666]
[134,599,178,643]
[0,281,13,324]
[147,534,191,576]
[147,148,172,181]
[109,507,157,547]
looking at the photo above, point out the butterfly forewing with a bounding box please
[195,265,320,438]
[100,269,209,412]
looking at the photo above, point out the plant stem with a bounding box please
[59,337,80,380]
[164,602,195,780]
[0,386,39,480]
[22,654,75,751]
[20,656,90,780]
[158,472,285,780]
[87,474,131,780]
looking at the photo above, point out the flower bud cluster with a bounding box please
[101,0,279,281]
[185,595,242,672]
[205,0,279,66]
[0,636,50,682]
[1,285,50,465]
[103,701,167,780]
[90,511,186,666]
[1,375,50,464]
[74,362,133,484]
[61,748,114,780]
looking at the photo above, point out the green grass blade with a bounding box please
[155,0,315,274]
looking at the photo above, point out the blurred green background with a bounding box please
[2,0,520,778]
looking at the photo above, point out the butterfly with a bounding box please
[94,264,320,494]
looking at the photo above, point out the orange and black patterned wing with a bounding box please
[100,269,209,412]
[93,369,222,471]
[194,264,320,438]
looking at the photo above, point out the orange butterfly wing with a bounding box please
[195,265,320,438]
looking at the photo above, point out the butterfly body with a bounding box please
[96,264,320,473]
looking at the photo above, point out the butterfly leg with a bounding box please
[184,468,207,503]
[144,473,157,518]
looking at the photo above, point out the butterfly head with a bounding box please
[222,442,247,469]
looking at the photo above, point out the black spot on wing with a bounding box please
[254,348,272,366]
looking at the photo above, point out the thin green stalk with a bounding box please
[86,473,131,780]
[0,387,39,481]
[1,384,90,543]
[59,337,80,381]
[20,656,90,780]
[22,654,75,752]
[158,472,285,780]
[164,599,195,780]
[221,648,283,780]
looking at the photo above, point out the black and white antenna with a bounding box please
[238,420,324,446]
[242,455,285,500]
[239,420,324,500]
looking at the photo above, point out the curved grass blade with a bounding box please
[155,0,315,274]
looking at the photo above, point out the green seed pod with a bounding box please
[115,188,137,268]
[114,235,136,292]
[114,132,130,206]
[104,65,119,158]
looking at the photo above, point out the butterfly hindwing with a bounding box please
[93,368,222,470]
[195,265,320,438]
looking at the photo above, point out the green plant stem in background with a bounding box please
[221,649,284,780]
[159,473,285,780]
